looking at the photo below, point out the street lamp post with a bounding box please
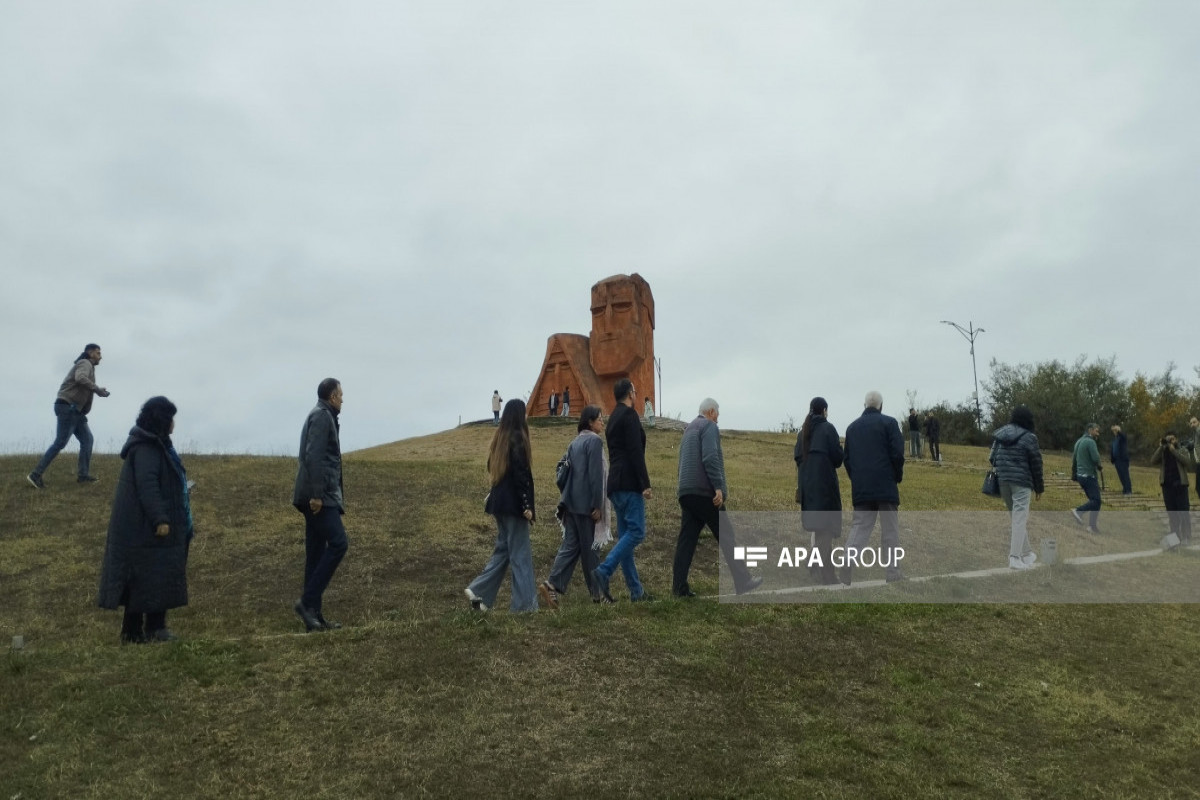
[940,319,985,427]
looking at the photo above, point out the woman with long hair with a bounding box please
[465,398,538,612]
[795,396,844,585]
[989,405,1044,568]
[97,396,194,643]
[539,405,610,609]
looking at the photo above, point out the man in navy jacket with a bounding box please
[842,391,906,584]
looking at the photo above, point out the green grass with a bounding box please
[2,424,1199,798]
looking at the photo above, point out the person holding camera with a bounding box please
[1151,432,1194,544]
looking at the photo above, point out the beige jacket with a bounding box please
[56,358,100,415]
[1150,443,1194,487]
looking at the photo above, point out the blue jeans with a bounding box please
[596,491,647,599]
[301,507,349,613]
[468,514,537,612]
[1075,477,1101,528]
[33,402,93,478]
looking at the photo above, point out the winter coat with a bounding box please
[97,427,193,613]
[1150,444,1194,488]
[795,416,844,535]
[559,431,605,515]
[55,357,102,415]
[989,424,1045,494]
[292,401,344,511]
[844,407,905,506]
[924,416,940,440]
[486,436,536,520]
[606,402,651,496]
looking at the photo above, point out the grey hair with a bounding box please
[699,397,719,415]
[1086,421,1100,433]
[864,391,883,410]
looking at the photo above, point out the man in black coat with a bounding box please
[842,391,906,584]
[924,413,941,462]
[592,377,653,602]
[292,378,348,632]
[1109,424,1132,495]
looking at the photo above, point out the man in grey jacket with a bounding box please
[672,398,762,597]
[1071,423,1103,533]
[292,378,348,632]
[28,343,110,488]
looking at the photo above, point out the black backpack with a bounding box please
[555,450,571,490]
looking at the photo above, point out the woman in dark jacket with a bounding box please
[97,397,193,643]
[795,397,844,585]
[464,399,538,612]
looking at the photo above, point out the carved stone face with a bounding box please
[590,275,654,377]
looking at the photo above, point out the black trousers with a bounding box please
[673,494,751,595]
[122,609,167,636]
[1163,484,1192,543]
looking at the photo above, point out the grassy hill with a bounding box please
[2,422,1199,798]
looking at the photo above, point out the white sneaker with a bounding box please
[464,587,489,612]
[1021,551,1037,567]
[1009,556,1032,570]
[1071,509,1084,525]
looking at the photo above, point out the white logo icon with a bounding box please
[733,546,769,568]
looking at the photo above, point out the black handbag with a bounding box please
[981,470,1001,497]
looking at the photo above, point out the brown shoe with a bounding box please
[538,580,559,610]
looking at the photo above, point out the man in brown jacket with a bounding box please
[28,344,110,488]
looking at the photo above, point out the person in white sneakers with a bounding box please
[989,405,1044,569]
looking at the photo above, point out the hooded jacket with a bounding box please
[989,423,1044,494]
[97,427,192,612]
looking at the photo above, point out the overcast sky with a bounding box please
[2,1,1196,455]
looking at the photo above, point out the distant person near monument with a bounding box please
[672,398,762,597]
[28,343,110,488]
[592,378,653,603]
[292,378,348,632]
[924,413,941,462]
[1151,432,1194,545]
[644,396,655,428]
[907,409,921,459]
[539,405,609,609]
[842,392,906,585]
[1109,424,1132,495]
[1071,423,1103,534]
[491,390,502,425]
[990,405,1044,570]
[549,392,559,417]
[561,386,570,417]
[97,397,193,644]
[465,399,538,612]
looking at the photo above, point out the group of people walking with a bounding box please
[25,345,1200,639]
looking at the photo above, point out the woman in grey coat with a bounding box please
[989,405,1044,570]
[97,397,193,643]
[539,405,609,608]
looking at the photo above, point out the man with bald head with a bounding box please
[841,391,906,585]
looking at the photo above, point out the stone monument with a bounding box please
[529,274,655,417]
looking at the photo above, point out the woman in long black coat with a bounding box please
[97,396,193,643]
[794,396,844,585]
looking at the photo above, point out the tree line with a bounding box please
[921,357,1198,459]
